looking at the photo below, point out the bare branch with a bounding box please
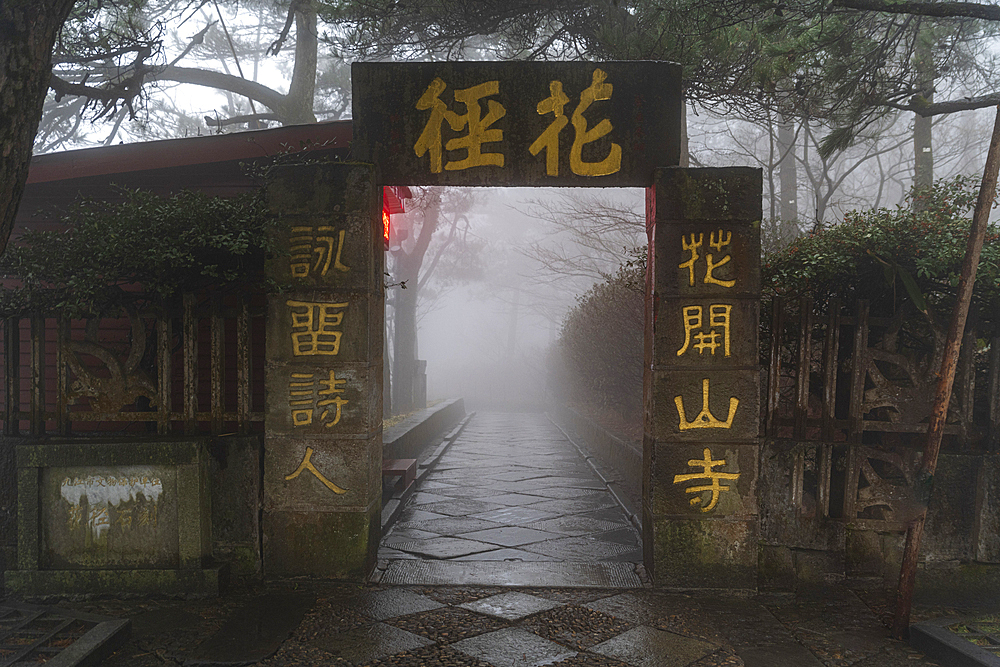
[891,92,1000,117]
[834,0,1000,21]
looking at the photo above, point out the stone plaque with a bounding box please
[41,466,178,569]
[352,61,682,187]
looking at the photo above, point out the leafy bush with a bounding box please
[554,251,645,430]
[763,175,1000,327]
[0,188,273,317]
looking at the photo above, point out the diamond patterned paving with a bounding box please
[450,628,577,667]
[391,538,501,559]
[457,526,562,547]
[379,412,642,567]
[458,592,562,620]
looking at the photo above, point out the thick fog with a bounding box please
[386,186,644,412]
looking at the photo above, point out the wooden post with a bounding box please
[893,106,1000,638]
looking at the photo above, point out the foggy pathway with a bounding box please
[375,412,644,587]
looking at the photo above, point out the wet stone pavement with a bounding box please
[374,412,645,587]
[16,412,958,666]
[76,583,948,666]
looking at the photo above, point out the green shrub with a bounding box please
[555,250,645,426]
[763,175,1000,327]
[0,188,273,317]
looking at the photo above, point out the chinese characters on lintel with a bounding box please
[414,68,622,177]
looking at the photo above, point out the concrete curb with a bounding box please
[380,410,475,533]
[910,617,1000,667]
[545,412,642,535]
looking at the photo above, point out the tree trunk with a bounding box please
[892,106,1000,639]
[913,27,934,206]
[284,0,318,124]
[392,281,417,415]
[778,116,798,223]
[0,0,78,257]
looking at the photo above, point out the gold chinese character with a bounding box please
[414,77,505,173]
[89,506,110,529]
[317,370,349,426]
[289,373,316,426]
[530,69,622,177]
[673,448,740,512]
[137,504,158,527]
[529,81,570,176]
[285,446,348,495]
[115,508,133,531]
[570,68,622,177]
[677,305,732,357]
[678,230,736,288]
[288,300,348,356]
[290,226,350,278]
[67,504,82,529]
[675,378,739,430]
[288,371,350,427]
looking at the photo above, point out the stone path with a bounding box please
[376,412,644,587]
[76,583,945,666]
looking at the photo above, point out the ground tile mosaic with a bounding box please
[384,606,509,645]
[525,604,634,650]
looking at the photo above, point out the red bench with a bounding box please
[382,458,417,494]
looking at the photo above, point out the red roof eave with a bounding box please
[27,121,353,185]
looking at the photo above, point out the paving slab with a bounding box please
[390,537,501,559]
[469,506,561,525]
[458,526,564,547]
[532,515,629,537]
[307,622,432,665]
[416,499,509,517]
[183,592,314,665]
[405,516,507,535]
[591,625,719,667]
[356,588,445,621]
[378,561,644,587]
[458,592,564,620]
[450,627,577,667]
[521,536,638,561]
[451,547,554,562]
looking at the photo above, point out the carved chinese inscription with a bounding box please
[673,448,739,512]
[287,300,348,356]
[290,226,350,279]
[285,446,348,495]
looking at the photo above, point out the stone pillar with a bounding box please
[645,167,762,590]
[263,163,383,579]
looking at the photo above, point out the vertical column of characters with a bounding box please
[647,167,762,589]
[262,163,383,579]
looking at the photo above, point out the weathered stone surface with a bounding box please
[649,370,760,441]
[646,166,761,591]
[266,291,372,364]
[650,441,758,517]
[975,454,1000,562]
[265,364,375,436]
[266,213,375,290]
[264,437,380,511]
[923,454,977,562]
[209,435,262,577]
[263,162,383,581]
[352,61,682,187]
[40,465,181,570]
[652,517,758,589]
[652,167,763,222]
[654,222,761,298]
[263,505,378,579]
[655,297,759,369]
[265,162,377,218]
